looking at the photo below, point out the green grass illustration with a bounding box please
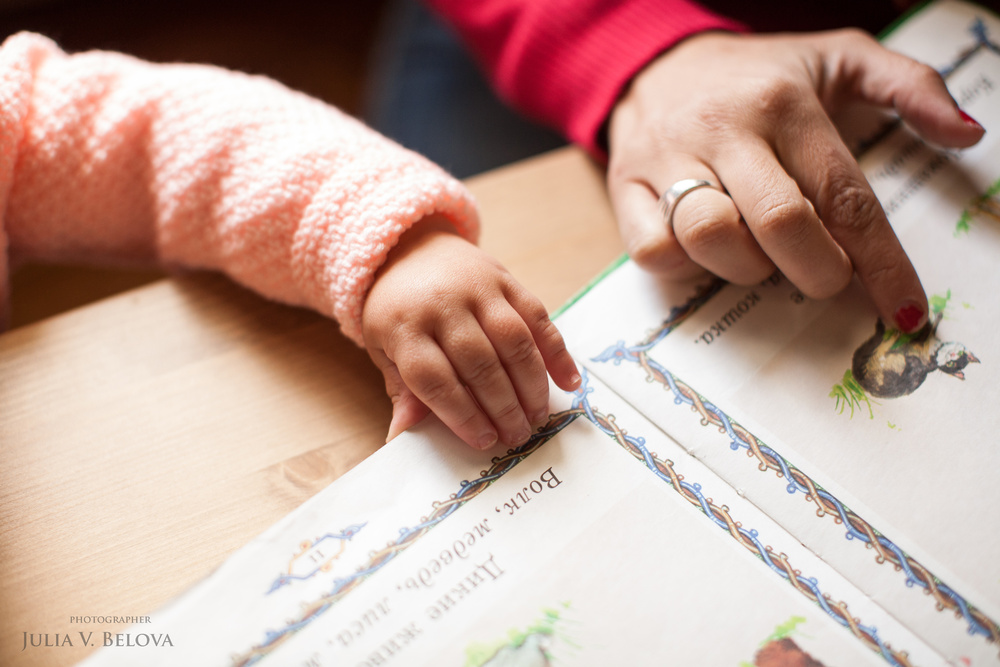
[830,369,876,420]
[956,176,1000,236]
[464,603,572,667]
[832,288,958,422]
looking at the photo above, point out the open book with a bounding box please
[83,2,1000,665]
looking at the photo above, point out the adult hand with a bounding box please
[362,215,581,449]
[607,29,985,332]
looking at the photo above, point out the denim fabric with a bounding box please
[364,0,566,178]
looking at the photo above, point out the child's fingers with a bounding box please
[479,302,552,428]
[367,347,431,441]
[387,393,431,442]
[394,334,500,450]
[438,312,533,447]
[505,284,581,395]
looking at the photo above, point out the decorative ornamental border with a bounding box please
[231,369,924,666]
[591,281,999,649]
[231,411,580,666]
[571,371,915,667]
[267,524,368,593]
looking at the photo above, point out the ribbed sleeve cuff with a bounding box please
[433,0,748,160]
[512,0,748,158]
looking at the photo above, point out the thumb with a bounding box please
[834,31,985,147]
[387,389,431,442]
[378,358,431,442]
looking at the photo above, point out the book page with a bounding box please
[81,374,942,667]
[557,2,1000,664]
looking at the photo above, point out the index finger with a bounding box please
[776,105,928,332]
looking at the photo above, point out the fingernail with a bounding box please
[531,409,548,425]
[509,425,532,446]
[569,373,582,388]
[476,432,498,450]
[958,109,984,131]
[385,415,404,443]
[893,300,926,333]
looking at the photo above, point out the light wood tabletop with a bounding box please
[0,147,624,667]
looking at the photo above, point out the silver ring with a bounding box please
[658,179,718,230]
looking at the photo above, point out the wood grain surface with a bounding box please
[0,147,623,667]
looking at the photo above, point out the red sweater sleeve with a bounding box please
[425,0,747,158]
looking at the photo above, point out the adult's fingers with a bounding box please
[607,161,699,277]
[650,156,775,284]
[714,133,855,299]
[775,97,927,331]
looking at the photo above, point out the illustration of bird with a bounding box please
[851,314,979,399]
[754,638,826,667]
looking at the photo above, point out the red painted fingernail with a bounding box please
[958,109,984,131]
[893,301,926,333]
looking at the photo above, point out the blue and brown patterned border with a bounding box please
[591,280,999,650]
[572,371,915,666]
[235,369,921,666]
[231,412,580,666]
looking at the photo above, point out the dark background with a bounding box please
[1,0,390,326]
[0,0,387,115]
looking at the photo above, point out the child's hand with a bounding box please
[362,215,582,449]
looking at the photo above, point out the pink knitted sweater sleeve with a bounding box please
[0,33,479,342]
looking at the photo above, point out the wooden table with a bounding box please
[0,148,624,667]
